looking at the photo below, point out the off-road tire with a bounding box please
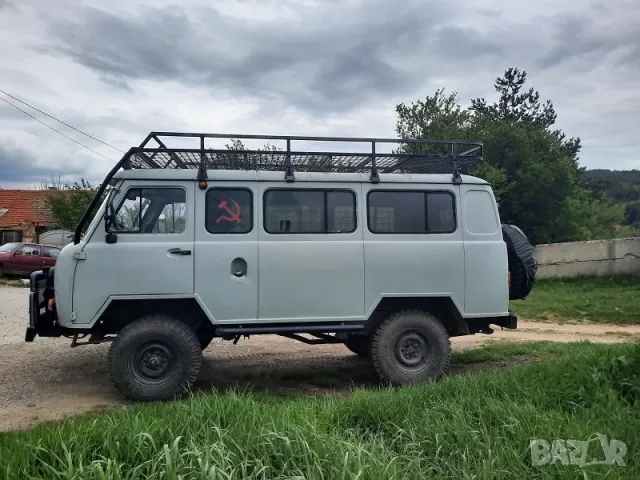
[344,334,369,357]
[108,315,202,401]
[371,309,451,386]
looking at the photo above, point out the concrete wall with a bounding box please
[534,237,640,279]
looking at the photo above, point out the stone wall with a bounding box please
[19,222,37,243]
[534,237,640,279]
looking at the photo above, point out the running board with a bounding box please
[214,323,365,336]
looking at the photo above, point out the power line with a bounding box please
[0,94,115,162]
[0,88,125,154]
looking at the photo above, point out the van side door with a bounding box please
[193,183,258,322]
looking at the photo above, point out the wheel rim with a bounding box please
[129,341,178,385]
[392,330,434,374]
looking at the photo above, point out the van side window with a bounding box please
[112,188,186,234]
[367,190,456,234]
[205,188,253,234]
[264,189,356,234]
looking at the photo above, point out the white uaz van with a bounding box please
[26,132,536,401]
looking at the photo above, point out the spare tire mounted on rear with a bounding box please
[502,224,537,300]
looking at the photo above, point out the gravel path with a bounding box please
[1,285,639,432]
[0,285,29,346]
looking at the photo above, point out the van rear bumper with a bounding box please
[494,310,518,329]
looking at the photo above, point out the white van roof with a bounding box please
[112,168,489,185]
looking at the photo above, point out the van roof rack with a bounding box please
[74,132,483,244]
[123,132,483,184]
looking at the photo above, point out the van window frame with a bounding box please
[262,187,358,235]
[205,186,254,234]
[366,189,457,234]
[109,186,188,235]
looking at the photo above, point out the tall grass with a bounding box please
[510,275,640,324]
[1,341,638,479]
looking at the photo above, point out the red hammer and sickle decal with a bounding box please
[216,199,242,224]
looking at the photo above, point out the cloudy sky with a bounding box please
[0,0,638,188]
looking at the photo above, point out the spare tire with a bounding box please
[502,224,537,300]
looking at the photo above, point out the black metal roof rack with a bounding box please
[74,132,483,244]
[126,132,483,184]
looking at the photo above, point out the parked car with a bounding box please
[0,242,61,277]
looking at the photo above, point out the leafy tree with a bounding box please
[583,169,640,228]
[41,175,99,233]
[470,67,582,171]
[394,89,515,201]
[469,67,558,129]
[394,68,625,244]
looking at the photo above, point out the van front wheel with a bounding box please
[108,315,202,401]
[371,309,450,386]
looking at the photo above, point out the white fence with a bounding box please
[534,237,640,279]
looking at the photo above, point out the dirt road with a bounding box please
[1,285,639,432]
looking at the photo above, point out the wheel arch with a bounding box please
[365,296,469,337]
[94,296,214,337]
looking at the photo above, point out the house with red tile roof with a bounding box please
[0,189,57,245]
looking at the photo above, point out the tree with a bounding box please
[41,175,99,233]
[470,67,558,129]
[394,89,515,201]
[394,68,625,245]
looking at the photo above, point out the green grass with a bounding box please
[451,341,568,364]
[511,275,640,324]
[1,341,638,479]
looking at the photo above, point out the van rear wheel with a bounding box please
[371,309,450,386]
[108,315,202,401]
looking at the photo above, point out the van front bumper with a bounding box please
[26,268,60,342]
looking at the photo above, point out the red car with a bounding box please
[0,242,61,278]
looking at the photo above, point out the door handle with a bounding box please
[230,257,247,278]
[167,248,191,256]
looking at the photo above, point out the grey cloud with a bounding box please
[536,12,639,70]
[0,101,32,122]
[40,1,511,114]
[0,142,97,186]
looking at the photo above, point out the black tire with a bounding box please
[371,309,451,386]
[108,315,202,401]
[0,265,4,278]
[502,224,537,300]
[344,334,369,357]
